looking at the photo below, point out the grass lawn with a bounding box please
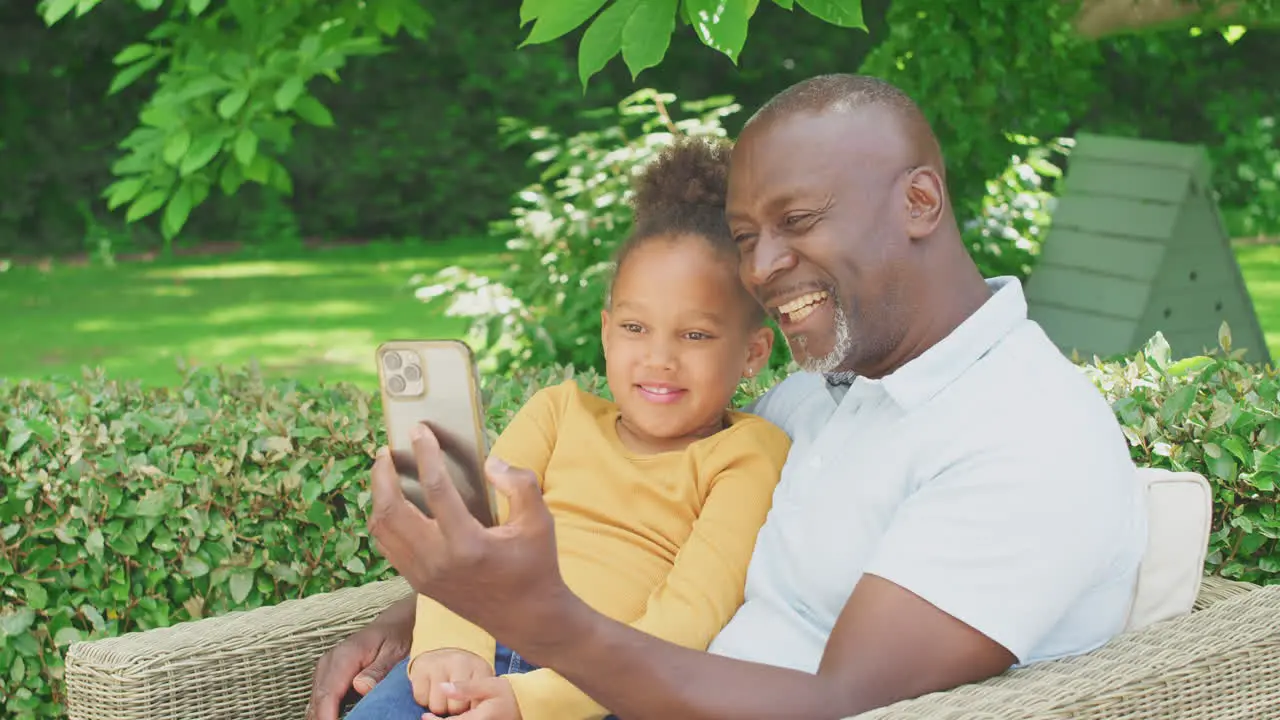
[1235,242,1280,362]
[0,236,507,391]
[3,237,1278,392]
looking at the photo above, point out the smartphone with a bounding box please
[375,339,497,527]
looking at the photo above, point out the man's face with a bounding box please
[725,108,914,375]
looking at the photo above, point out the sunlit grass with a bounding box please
[0,236,506,390]
[1235,242,1280,362]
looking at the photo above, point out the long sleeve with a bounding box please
[409,383,566,663]
[505,420,791,720]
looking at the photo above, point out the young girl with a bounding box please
[345,137,790,720]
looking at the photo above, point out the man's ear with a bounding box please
[743,324,775,377]
[600,309,610,355]
[904,166,946,239]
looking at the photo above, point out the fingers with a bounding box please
[445,663,489,715]
[306,641,368,720]
[355,641,407,696]
[435,679,503,719]
[427,676,452,717]
[486,456,550,531]
[368,449,437,580]
[411,422,482,536]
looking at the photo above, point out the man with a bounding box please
[309,74,1147,720]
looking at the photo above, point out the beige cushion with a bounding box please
[1123,467,1212,632]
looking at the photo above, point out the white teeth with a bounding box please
[641,386,673,394]
[777,291,829,316]
[789,303,821,323]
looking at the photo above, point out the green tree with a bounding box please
[37,0,869,246]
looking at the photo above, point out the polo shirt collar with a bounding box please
[838,276,1027,411]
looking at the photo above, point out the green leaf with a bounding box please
[183,555,211,578]
[521,0,552,25]
[376,3,402,35]
[162,182,195,239]
[126,190,169,223]
[85,528,105,559]
[229,569,254,604]
[180,134,224,176]
[54,626,84,647]
[113,43,154,66]
[108,532,139,557]
[8,655,25,684]
[188,0,211,15]
[163,129,192,166]
[344,556,367,574]
[104,177,146,211]
[109,56,162,95]
[1159,384,1198,423]
[6,428,31,456]
[41,0,78,25]
[794,0,864,28]
[577,0,639,88]
[521,0,610,46]
[771,0,794,8]
[235,130,259,166]
[293,95,335,127]
[80,604,106,632]
[0,608,35,637]
[274,77,305,111]
[20,582,49,610]
[685,0,751,62]
[217,89,249,119]
[220,159,245,195]
[622,0,678,79]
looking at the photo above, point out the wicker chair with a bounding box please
[63,574,1280,720]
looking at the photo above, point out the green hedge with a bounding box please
[1,330,1277,718]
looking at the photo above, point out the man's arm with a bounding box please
[498,444,1128,719]
[369,420,1133,720]
[513,573,1013,720]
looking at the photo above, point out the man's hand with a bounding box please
[305,594,415,720]
[408,649,495,717]
[368,422,584,663]
[429,677,523,720]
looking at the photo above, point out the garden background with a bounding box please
[4,1,1280,717]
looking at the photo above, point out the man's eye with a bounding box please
[686,331,711,340]
[783,213,810,227]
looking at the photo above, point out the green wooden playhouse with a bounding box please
[1024,132,1271,365]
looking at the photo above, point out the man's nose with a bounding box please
[747,231,798,287]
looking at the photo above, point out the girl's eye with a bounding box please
[622,323,643,333]
[686,331,711,341]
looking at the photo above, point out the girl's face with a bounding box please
[601,234,774,454]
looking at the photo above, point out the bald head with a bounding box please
[745,74,946,181]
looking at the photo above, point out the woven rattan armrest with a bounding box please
[62,576,1269,720]
[64,577,412,720]
[860,577,1280,719]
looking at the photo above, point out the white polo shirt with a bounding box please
[708,276,1147,672]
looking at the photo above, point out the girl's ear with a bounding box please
[743,324,774,378]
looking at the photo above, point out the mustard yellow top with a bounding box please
[409,379,790,720]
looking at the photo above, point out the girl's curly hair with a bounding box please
[609,136,761,323]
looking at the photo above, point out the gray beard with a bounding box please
[788,296,854,375]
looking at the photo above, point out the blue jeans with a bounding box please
[342,644,620,719]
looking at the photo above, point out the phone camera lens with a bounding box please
[402,364,421,382]
[389,375,407,393]
[383,352,403,371]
